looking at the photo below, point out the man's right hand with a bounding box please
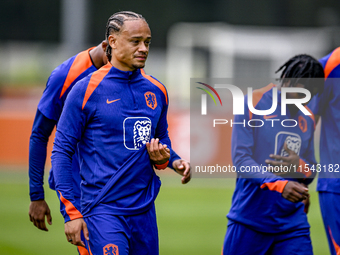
[282,181,309,203]
[146,138,170,166]
[65,218,89,247]
[29,200,52,231]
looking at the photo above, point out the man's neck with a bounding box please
[109,59,137,72]
[89,46,104,69]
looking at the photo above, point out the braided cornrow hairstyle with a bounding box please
[276,54,325,97]
[105,11,146,62]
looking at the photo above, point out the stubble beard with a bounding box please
[132,62,146,70]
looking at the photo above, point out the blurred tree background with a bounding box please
[1,0,340,87]
[1,0,340,48]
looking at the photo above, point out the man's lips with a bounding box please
[135,55,147,60]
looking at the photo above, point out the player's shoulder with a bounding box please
[47,50,89,86]
[140,69,166,87]
[51,47,94,75]
[320,47,340,64]
[247,83,276,106]
[252,83,276,97]
[321,47,340,78]
[74,63,113,110]
[84,62,112,90]
[140,69,168,103]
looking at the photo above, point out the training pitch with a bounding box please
[0,169,329,255]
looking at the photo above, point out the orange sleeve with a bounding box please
[58,190,83,220]
[260,180,288,193]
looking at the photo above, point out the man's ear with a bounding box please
[108,34,117,49]
[101,40,108,52]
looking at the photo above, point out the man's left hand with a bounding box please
[173,159,191,184]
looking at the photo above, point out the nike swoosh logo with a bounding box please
[106,98,121,104]
[263,115,278,119]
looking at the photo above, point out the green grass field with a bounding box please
[0,169,329,255]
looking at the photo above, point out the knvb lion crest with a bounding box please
[274,131,301,157]
[123,117,152,150]
[103,244,119,255]
[133,119,151,149]
[281,135,301,157]
[144,91,157,110]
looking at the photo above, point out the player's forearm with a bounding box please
[51,127,82,221]
[29,110,56,201]
[51,139,75,198]
[168,149,181,170]
[52,147,79,221]
[29,137,48,200]
[155,104,171,146]
[51,120,80,203]
[153,111,172,168]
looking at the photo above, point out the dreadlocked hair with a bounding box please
[275,54,325,97]
[105,11,146,62]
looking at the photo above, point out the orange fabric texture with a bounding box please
[154,160,169,169]
[60,47,95,98]
[260,180,288,193]
[88,243,94,255]
[77,246,90,255]
[58,190,83,220]
[82,62,111,110]
[328,226,340,255]
[103,244,119,255]
[324,47,340,79]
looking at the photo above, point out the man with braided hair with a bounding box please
[223,54,324,255]
[52,11,190,255]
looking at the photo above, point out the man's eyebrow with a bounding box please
[130,36,152,39]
